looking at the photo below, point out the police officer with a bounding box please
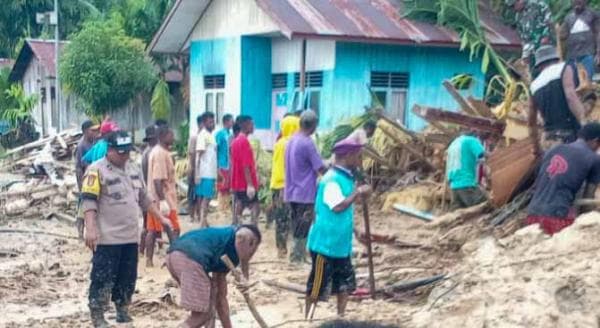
[81,131,171,328]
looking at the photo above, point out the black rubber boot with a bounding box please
[115,304,133,323]
[90,308,110,328]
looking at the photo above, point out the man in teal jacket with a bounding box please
[305,137,371,318]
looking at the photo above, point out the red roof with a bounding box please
[9,39,67,82]
[254,0,520,48]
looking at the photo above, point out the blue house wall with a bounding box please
[190,38,486,134]
[321,42,485,130]
[189,38,241,132]
[241,36,272,129]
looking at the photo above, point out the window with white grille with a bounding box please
[370,71,409,124]
[203,75,225,123]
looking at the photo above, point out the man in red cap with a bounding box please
[83,119,120,165]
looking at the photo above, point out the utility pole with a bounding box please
[54,0,61,132]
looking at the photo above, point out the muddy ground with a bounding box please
[5,199,596,328]
[1,205,446,328]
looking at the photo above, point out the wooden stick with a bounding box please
[361,195,376,300]
[384,274,447,293]
[262,279,304,294]
[220,255,269,328]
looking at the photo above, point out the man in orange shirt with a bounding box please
[145,125,181,267]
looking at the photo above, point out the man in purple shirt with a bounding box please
[285,110,326,263]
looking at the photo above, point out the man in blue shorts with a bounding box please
[195,112,218,227]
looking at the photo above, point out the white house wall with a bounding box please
[271,38,336,73]
[21,58,46,135]
[186,0,279,43]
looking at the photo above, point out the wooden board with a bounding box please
[412,105,505,135]
[488,138,537,207]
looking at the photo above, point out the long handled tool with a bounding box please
[220,255,269,328]
[361,194,377,299]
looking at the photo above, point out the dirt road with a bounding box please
[1,209,413,327]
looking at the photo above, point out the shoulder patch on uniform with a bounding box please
[81,168,101,200]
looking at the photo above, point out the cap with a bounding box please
[107,131,133,154]
[143,125,157,142]
[534,45,560,68]
[100,120,120,135]
[81,120,99,132]
[332,137,363,157]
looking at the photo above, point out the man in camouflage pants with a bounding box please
[508,0,554,67]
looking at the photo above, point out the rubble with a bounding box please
[412,212,600,328]
[0,129,82,219]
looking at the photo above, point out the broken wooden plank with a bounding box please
[0,184,55,198]
[432,202,490,228]
[443,80,479,116]
[377,123,436,171]
[412,105,506,135]
[392,204,434,221]
[375,109,420,141]
[363,145,393,168]
[467,96,496,119]
[488,138,537,207]
[4,128,78,156]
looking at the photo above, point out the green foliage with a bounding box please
[0,0,174,58]
[112,0,174,44]
[151,79,172,120]
[404,0,509,79]
[174,119,189,157]
[319,112,375,159]
[0,68,13,112]
[1,85,38,129]
[59,18,156,114]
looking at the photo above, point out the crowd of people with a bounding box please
[73,110,375,328]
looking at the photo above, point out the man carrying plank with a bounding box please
[165,225,261,328]
[305,138,372,318]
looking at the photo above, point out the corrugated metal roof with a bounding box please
[255,0,520,48]
[9,39,67,82]
[149,0,520,54]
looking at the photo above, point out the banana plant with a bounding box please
[151,78,171,120]
[1,84,38,135]
[404,0,526,118]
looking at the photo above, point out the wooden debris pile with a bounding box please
[0,129,82,219]
[367,79,539,215]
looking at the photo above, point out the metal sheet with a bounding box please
[255,0,520,47]
[151,0,520,54]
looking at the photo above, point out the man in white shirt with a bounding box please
[195,112,218,227]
